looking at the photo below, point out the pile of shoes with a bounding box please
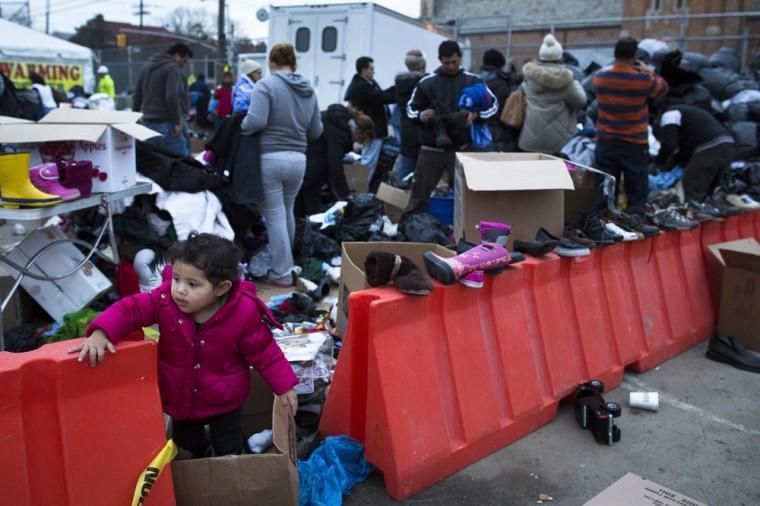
[0,151,93,208]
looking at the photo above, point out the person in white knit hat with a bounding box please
[518,33,586,154]
[233,58,263,113]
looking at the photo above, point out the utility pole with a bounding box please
[45,0,49,33]
[133,0,149,29]
[217,0,227,67]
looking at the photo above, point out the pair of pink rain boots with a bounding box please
[29,163,81,202]
[423,221,512,287]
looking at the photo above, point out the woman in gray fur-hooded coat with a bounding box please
[518,34,587,153]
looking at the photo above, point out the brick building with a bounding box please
[421,0,759,71]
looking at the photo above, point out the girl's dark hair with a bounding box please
[167,233,241,286]
[30,72,45,85]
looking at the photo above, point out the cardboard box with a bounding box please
[714,241,760,352]
[344,163,369,193]
[3,227,112,323]
[454,152,574,245]
[584,472,707,506]
[172,373,299,506]
[375,182,410,222]
[337,241,455,335]
[705,238,760,308]
[0,109,160,193]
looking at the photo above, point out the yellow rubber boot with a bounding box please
[0,152,62,208]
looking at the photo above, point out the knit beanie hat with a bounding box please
[539,34,563,62]
[483,49,506,69]
[404,48,426,72]
[240,59,261,76]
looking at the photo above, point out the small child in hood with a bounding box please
[70,233,297,458]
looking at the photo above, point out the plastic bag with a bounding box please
[399,212,451,245]
[333,195,384,242]
[709,47,740,73]
[294,219,341,262]
[298,436,373,506]
[729,121,760,159]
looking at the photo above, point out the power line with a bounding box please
[133,0,149,28]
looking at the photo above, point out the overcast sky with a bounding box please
[25,1,421,39]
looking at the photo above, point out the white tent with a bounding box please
[0,19,94,92]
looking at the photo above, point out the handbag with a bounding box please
[500,86,526,129]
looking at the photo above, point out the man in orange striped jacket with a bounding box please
[593,37,668,214]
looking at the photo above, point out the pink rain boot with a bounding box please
[57,160,94,197]
[30,163,81,201]
[457,221,513,288]
[424,242,511,285]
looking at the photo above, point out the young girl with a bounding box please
[69,233,298,458]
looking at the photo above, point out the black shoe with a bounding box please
[536,227,590,257]
[607,211,661,237]
[563,225,600,249]
[578,212,620,245]
[706,333,760,373]
[650,207,698,231]
[686,200,723,222]
[706,194,742,217]
[513,239,559,257]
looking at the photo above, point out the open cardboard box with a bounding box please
[337,241,455,335]
[375,182,410,223]
[172,372,299,506]
[0,109,159,193]
[454,152,574,245]
[707,239,760,352]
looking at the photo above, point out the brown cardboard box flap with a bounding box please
[375,182,410,210]
[708,238,760,266]
[584,472,707,506]
[720,247,760,274]
[0,123,106,143]
[456,152,574,191]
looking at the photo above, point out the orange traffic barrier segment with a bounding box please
[321,214,757,500]
[0,340,175,506]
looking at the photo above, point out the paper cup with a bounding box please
[629,392,659,411]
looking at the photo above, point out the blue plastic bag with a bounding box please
[469,122,493,150]
[298,436,373,506]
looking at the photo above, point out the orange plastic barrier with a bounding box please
[0,340,175,506]
[321,215,757,500]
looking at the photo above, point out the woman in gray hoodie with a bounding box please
[242,43,323,286]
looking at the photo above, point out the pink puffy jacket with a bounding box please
[87,267,297,421]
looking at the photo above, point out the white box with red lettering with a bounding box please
[0,110,160,193]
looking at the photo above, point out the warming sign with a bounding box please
[0,61,84,90]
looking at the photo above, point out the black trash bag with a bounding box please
[136,140,223,193]
[752,50,760,82]
[699,67,745,100]
[293,218,341,261]
[398,213,452,246]
[660,50,702,90]
[725,102,753,122]
[728,121,760,159]
[709,47,740,73]
[679,51,710,73]
[749,102,760,122]
[581,74,595,99]
[4,324,41,353]
[333,194,385,242]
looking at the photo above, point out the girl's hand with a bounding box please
[278,389,298,417]
[67,329,116,367]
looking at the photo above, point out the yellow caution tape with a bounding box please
[131,439,177,506]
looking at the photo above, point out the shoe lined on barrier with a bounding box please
[726,193,760,211]
[649,207,698,231]
[706,194,742,217]
[605,210,661,238]
[458,221,514,288]
[365,251,433,295]
[686,200,724,222]
[424,242,511,285]
[578,212,621,245]
[536,227,590,257]
[605,221,642,241]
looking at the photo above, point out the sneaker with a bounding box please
[726,193,760,211]
[686,200,723,222]
[650,208,698,231]
[606,211,661,238]
[579,212,621,245]
[605,221,641,241]
[536,227,590,257]
[706,194,742,217]
[458,271,484,288]
[563,225,599,249]
[513,239,559,257]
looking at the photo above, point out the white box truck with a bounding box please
[266,3,463,105]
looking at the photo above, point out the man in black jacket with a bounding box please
[651,102,735,205]
[404,40,498,217]
[344,56,395,139]
[297,104,354,216]
[393,49,427,179]
[478,48,522,152]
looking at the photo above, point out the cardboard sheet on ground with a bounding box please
[275,331,330,362]
[583,472,707,506]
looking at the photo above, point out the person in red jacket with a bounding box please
[69,233,297,458]
[214,72,234,119]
